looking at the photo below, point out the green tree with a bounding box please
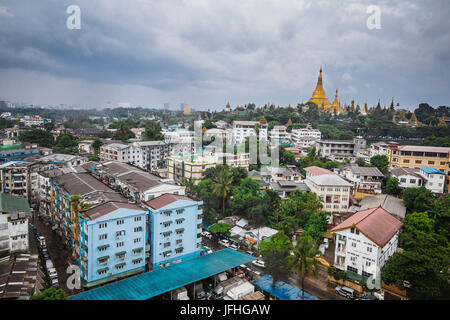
[303,211,328,243]
[356,157,367,167]
[370,154,389,174]
[402,187,435,212]
[260,231,293,286]
[30,287,68,300]
[289,235,321,298]
[19,129,54,148]
[92,137,103,153]
[386,177,402,196]
[382,212,450,299]
[209,222,231,237]
[212,165,234,218]
[230,177,262,219]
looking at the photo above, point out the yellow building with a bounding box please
[387,142,450,190]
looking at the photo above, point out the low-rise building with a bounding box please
[145,194,203,269]
[419,166,446,193]
[370,142,388,158]
[232,119,268,145]
[37,153,87,169]
[315,137,366,161]
[331,207,403,279]
[0,193,31,255]
[270,181,310,198]
[390,167,423,188]
[349,194,407,220]
[387,143,450,192]
[78,140,95,155]
[334,164,385,199]
[304,166,352,221]
[167,152,249,184]
[0,161,39,202]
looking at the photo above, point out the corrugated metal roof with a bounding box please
[69,249,256,300]
[420,166,445,175]
[0,193,31,216]
[253,275,316,300]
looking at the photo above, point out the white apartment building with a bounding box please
[99,141,169,171]
[168,152,250,184]
[304,166,352,221]
[163,130,196,156]
[19,115,51,127]
[418,166,446,193]
[331,207,403,279]
[390,167,423,188]
[290,124,321,149]
[269,126,290,144]
[0,193,31,255]
[232,120,268,145]
[370,142,388,157]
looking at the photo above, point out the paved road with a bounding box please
[206,236,345,300]
[34,213,83,296]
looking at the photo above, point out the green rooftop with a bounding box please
[0,193,31,216]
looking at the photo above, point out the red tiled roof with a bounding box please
[330,207,403,247]
[304,166,336,176]
[145,194,196,210]
[84,201,144,220]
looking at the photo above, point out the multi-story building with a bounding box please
[290,124,321,149]
[0,193,31,255]
[331,207,403,279]
[167,152,250,184]
[19,115,51,127]
[78,140,95,155]
[304,166,352,221]
[315,137,366,161]
[418,166,446,193]
[145,194,203,269]
[387,143,450,192]
[390,167,424,188]
[0,161,39,202]
[334,164,385,199]
[232,119,268,145]
[79,201,147,287]
[369,142,388,158]
[269,126,290,145]
[99,141,169,171]
[204,128,232,145]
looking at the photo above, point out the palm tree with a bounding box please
[212,165,233,218]
[289,234,321,298]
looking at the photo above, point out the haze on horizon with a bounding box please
[0,0,449,111]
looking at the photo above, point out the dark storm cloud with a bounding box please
[0,0,449,109]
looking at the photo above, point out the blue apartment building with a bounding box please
[79,201,147,287]
[145,194,203,269]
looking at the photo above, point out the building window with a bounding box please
[134,216,142,222]
[117,219,124,225]
[367,246,372,253]
[99,223,107,229]
[347,266,358,274]
[351,242,356,248]
[117,241,124,248]
[99,234,107,240]
[134,238,141,243]
[134,227,142,232]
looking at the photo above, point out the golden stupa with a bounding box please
[329,89,344,114]
[308,67,332,111]
[183,104,190,115]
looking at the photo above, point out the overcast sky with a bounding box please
[0,0,449,110]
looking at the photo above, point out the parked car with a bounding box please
[202,231,212,239]
[335,286,355,299]
[48,267,58,280]
[245,250,255,256]
[252,259,265,268]
[219,239,230,247]
[51,278,59,288]
[229,243,239,251]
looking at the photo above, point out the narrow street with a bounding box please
[33,212,83,296]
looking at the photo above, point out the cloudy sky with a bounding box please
[0,0,449,110]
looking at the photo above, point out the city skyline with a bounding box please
[0,1,449,110]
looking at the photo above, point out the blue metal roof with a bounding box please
[69,249,256,300]
[253,275,317,300]
[420,166,445,175]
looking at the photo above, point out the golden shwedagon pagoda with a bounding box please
[308,67,344,114]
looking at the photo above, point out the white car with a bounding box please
[229,243,239,250]
[252,260,265,268]
[48,268,58,279]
